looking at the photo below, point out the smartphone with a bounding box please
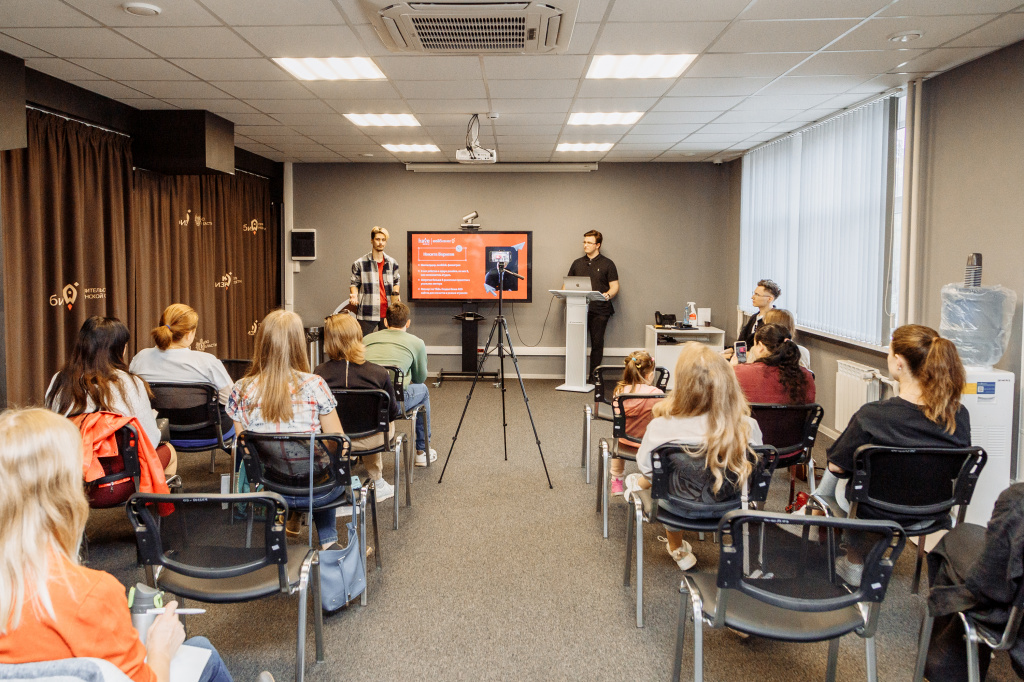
[733,341,747,363]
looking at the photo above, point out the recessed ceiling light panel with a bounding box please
[586,54,696,79]
[122,2,161,16]
[274,57,386,81]
[888,30,923,43]
[557,143,614,152]
[345,113,420,126]
[383,144,440,152]
[568,112,643,125]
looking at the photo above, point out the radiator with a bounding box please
[835,360,883,432]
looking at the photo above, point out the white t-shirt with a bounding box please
[46,369,163,447]
[636,413,763,477]
[130,347,234,404]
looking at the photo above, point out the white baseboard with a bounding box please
[425,345,637,357]
[818,425,841,441]
[426,372,565,380]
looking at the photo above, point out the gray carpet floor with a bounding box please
[85,379,1018,681]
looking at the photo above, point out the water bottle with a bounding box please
[128,583,164,645]
[685,302,697,327]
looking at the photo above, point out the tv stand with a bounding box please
[434,303,498,387]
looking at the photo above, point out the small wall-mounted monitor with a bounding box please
[291,229,316,261]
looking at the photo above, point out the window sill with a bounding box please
[796,326,889,356]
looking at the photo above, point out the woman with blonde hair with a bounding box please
[314,312,400,502]
[625,342,763,570]
[0,408,233,682]
[607,349,662,496]
[226,310,346,548]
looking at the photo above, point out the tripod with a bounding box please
[438,263,553,488]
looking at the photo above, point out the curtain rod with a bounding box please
[25,104,131,138]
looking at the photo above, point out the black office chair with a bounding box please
[332,387,407,532]
[221,358,252,382]
[383,365,431,468]
[809,444,986,594]
[748,403,824,508]
[673,510,906,682]
[624,443,779,627]
[596,392,666,538]
[149,382,234,473]
[126,492,322,682]
[581,364,668,483]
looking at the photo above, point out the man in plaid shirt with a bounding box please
[349,226,401,336]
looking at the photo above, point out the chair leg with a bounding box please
[209,449,216,473]
[595,443,605,514]
[370,487,381,570]
[636,504,644,628]
[692,597,703,682]
[788,466,797,508]
[964,618,983,682]
[405,437,413,508]
[865,635,878,682]
[825,637,840,682]
[913,612,934,682]
[807,454,817,495]
[912,539,926,594]
[311,555,324,662]
[393,440,401,531]
[602,448,611,540]
[357,496,368,607]
[581,406,591,473]
[673,583,688,682]
[624,502,634,587]
[296,572,309,682]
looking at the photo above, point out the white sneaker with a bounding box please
[835,555,863,586]
[415,448,437,467]
[373,478,395,502]
[335,505,352,519]
[668,541,697,571]
[623,473,645,502]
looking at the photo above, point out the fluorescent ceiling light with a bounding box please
[557,143,614,152]
[586,54,696,79]
[345,114,420,127]
[273,57,385,81]
[568,112,643,126]
[383,144,440,153]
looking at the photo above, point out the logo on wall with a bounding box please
[49,282,79,310]
[179,209,212,227]
[215,272,242,289]
[248,320,259,336]
[194,338,217,352]
[243,218,265,234]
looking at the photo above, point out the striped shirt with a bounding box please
[350,252,400,322]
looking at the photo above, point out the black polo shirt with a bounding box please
[568,253,618,315]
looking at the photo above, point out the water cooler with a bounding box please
[961,367,1015,525]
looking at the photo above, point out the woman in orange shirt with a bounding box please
[0,408,234,682]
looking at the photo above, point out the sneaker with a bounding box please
[611,478,625,496]
[415,448,438,467]
[785,491,810,514]
[257,672,275,682]
[668,541,697,571]
[336,505,352,519]
[373,478,395,502]
[623,473,645,502]
[286,511,301,538]
[835,555,863,586]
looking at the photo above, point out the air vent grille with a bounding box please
[411,16,526,50]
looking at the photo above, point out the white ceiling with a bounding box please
[1,0,1022,164]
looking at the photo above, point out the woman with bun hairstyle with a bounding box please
[130,304,233,405]
[764,308,811,368]
[733,323,815,405]
[607,350,662,496]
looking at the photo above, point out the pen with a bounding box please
[146,608,206,615]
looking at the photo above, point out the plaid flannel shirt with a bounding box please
[350,252,400,322]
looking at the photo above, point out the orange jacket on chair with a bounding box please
[72,411,170,497]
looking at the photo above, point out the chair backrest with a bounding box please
[148,382,223,441]
[849,445,987,522]
[649,443,779,509]
[715,510,906,614]
[86,424,142,507]
[383,365,406,403]
[748,403,823,462]
[126,492,292,586]
[221,359,252,382]
[331,388,390,440]
[611,392,666,444]
[594,365,670,406]
[654,366,670,391]
[237,432,352,499]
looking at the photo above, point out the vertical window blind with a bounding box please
[739,96,895,346]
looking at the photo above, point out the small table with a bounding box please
[645,325,726,389]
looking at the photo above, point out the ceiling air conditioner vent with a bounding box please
[362,0,578,54]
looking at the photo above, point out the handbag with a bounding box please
[306,433,366,611]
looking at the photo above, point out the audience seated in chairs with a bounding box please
[226,309,346,550]
[46,316,177,477]
[607,350,662,497]
[814,323,971,586]
[363,302,436,467]
[732,323,815,405]
[623,342,763,571]
[0,407,241,682]
[763,308,811,369]
[315,311,400,502]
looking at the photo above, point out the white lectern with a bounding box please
[550,289,605,392]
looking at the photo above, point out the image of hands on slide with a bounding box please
[408,231,532,302]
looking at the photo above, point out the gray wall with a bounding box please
[292,161,741,375]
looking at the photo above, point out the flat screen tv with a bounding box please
[407,231,532,303]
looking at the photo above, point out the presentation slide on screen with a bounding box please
[408,231,531,302]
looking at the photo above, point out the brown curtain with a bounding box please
[0,109,132,406]
[131,170,280,362]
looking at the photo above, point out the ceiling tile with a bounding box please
[247,134,314,143]
[3,28,154,58]
[577,79,673,98]
[0,0,98,28]
[324,99,411,114]
[271,112,350,126]
[565,23,600,55]
[486,112,566,125]
[667,77,773,96]
[575,0,610,22]
[25,58,104,81]
[712,19,860,53]
[698,122,775,133]
[301,81,399,99]
[71,80,151,99]
[671,141,736,150]
[828,15,997,51]
[790,49,925,75]
[487,80,578,99]
[234,26,365,57]
[571,97,659,112]
[877,0,1023,16]
[170,59,290,80]
[683,133,751,142]
[629,123,703,135]
[332,0,370,24]
[609,0,751,22]
[493,98,575,113]
[596,21,729,53]
[0,32,50,58]
[376,56,483,80]
[62,0,220,27]
[733,93,833,108]
[757,75,872,94]
[118,98,176,109]
[164,98,260,113]
[490,125,564,135]
[493,134,559,143]
[685,52,811,78]
[715,109,806,123]
[817,92,874,108]
[739,0,890,20]
[893,47,992,72]
[394,80,487,99]
[482,55,588,80]
[640,110,721,124]
[619,133,686,143]
[198,0,344,25]
[351,25,392,57]
[405,99,490,113]
[402,114,462,127]
[651,95,746,111]
[612,143,671,150]
[946,13,1024,47]
[219,112,279,125]
[237,125,299,135]
[70,58,195,80]
[212,81,315,98]
[846,72,928,92]
[115,27,260,58]
[248,99,335,114]
[121,80,231,98]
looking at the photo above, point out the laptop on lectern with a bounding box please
[563,276,592,291]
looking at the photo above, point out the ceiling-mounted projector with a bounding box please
[457,114,497,164]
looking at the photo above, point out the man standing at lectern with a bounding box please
[350,226,401,337]
[567,230,619,376]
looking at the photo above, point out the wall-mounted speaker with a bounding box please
[291,229,316,261]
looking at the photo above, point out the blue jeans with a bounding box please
[187,636,233,682]
[282,486,347,546]
[403,382,432,452]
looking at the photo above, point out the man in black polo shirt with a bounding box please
[567,230,619,376]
